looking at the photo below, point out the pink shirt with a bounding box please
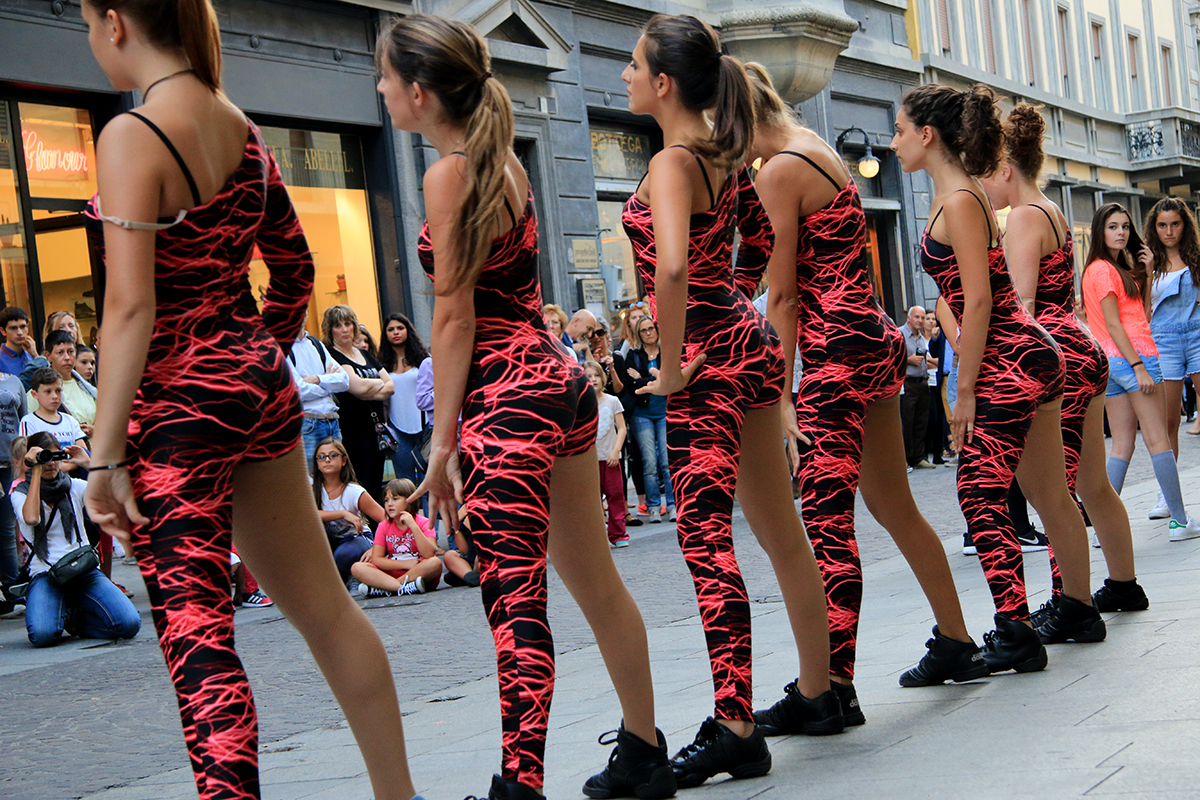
[1082,259,1157,360]
[372,514,436,559]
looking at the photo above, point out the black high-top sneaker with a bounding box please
[1092,578,1150,612]
[899,626,989,686]
[670,718,771,789]
[1034,595,1107,644]
[980,614,1048,674]
[479,774,542,800]
[830,681,866,726]
[583,724,677,799]
[752,681,845,736]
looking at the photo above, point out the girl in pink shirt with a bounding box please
[351,479,443,596]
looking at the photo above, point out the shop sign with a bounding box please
[571,239,599,272]
[261,127,366,191]
[20,127,89,181]
[591,129,650,180]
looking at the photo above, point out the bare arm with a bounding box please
[1100,294,1155,394]
[940,191,995,446]
[21,465,41,526]
[356,489,387,526]
[609,411,627,466]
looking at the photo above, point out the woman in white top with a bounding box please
[311,438,386,585]
[14,431,140,646]
[381,313,430,483]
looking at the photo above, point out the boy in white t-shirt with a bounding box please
[585,362,629,547]
[19,367,87,471]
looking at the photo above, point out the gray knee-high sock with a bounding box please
[1107,456,1130,494]
[1151,451,1188,524]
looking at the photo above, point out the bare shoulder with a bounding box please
[422,155,469,211]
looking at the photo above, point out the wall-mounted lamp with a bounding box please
[835,126,880,179]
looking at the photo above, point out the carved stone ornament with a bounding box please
[720,5,860,104]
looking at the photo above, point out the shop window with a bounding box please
[254,126,379,342]
[20,103,98,345]
[0,103,32,318]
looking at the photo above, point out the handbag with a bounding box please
[370,410,399,454]
[47,544,99,588]
[412,412,433,475]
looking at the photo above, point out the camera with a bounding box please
[35,449,71,464]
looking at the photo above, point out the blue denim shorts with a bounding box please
[1150,326,1200,381]
[1106,353,1164,397]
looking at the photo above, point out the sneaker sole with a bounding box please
[1093,597,1150,613]
[728,754,772,780]
[962,547,978,556]
[1039,619,1107,644]
[985,646,1048,675]
[801,717,846,736]
[1149,510,1171,520]
[1018,543,1049,553]
[1170,530,1200,542]
[582,764,677,800]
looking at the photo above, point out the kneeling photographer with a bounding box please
[11,432,140,647]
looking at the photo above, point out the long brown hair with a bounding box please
[1145,198,1200,286]
[642,15,753,169]
[744,62,799,135]
[901,84,1003,177]
[377,15,513,294]
[85,0,222,91]
[1084,203,1147,300]
[311,438,358,510]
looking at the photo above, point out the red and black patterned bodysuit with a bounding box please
[920,190,1065,622]
[1023,206,1107,595]
[769,152,907,681]
[623,147,784,722]
[418,185,596,788]
[84,115,312,800]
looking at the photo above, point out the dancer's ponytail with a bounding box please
[84,0,223,91]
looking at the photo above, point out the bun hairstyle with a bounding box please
[85,0,222,91]
[902,83,1003,177]
[1085,202,1147,300]
[377,14,513,294]
[642,14,754,169]
[1144,197,1200,285]
[744,62,799,135]
[1002,103,1046,181]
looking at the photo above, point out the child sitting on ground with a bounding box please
[585,362,629,547]
[351,479,443,597]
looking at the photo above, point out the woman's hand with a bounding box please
[1134,363,1156,394]
[410,444,463,538]
[358,549,374,563]
[635,353,706,396]
[23,446,42,467]
[606,450,621,468]
[1138,245,1155,277]
[780,401,812,475]
[952,392,976,450]
[65,445,90,468]
[344,510,364,533]
[85,467,149,551]
[626,368,641,380]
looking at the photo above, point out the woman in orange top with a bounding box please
[1081,203,1199,540]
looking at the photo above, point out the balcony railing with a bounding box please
[1127,108,1200,164]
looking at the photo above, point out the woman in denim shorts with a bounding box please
[1082,203,1200,540]
[1147,199,1200,458]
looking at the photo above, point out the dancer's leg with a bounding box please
[548,450,654,744]
[859,393,970,641]
[232,447,416,800]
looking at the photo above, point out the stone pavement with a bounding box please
[4,431,1200,800]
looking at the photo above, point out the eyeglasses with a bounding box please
[316,453,342,462]
[588,329,607,338]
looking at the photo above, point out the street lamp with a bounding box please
[835,126,880,179]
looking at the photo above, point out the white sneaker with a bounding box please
[1090,531,1102,549]
[398,576,426,595]
[358,582,395,599]
[1168,516,1200,542]
[1149,492,1171,520]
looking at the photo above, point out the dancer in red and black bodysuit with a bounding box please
[981,104,1148,621]
[891,84,1102,674]
[80,3,419,800]
[735,66,985,709]
[621,15,838,788]
[380,16,674,800]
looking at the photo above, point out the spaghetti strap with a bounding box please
[1026,204,1061,248]
[670,144,716,209]
[955,189,995,243]
[778,150,843,191]
[127,112,203,207]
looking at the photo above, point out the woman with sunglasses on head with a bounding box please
[1082,203,1200,541]
[740,65,983,705]
[377,15,674,800]
[981,105,1148,616]
[891,83,1101,675]
[625,316,675,522]
[78,1,420,798]
[622,15,838,787]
